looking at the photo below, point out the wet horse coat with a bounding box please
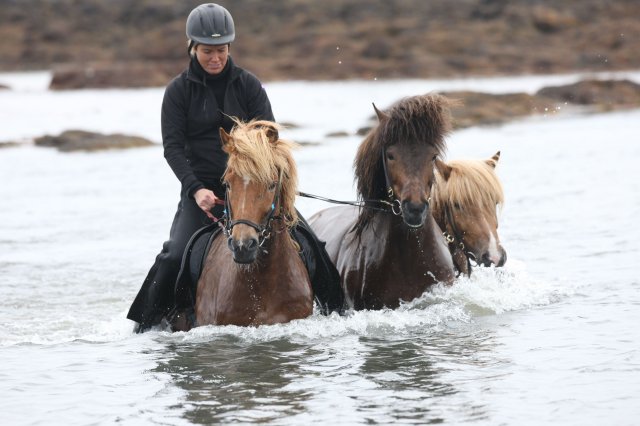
[194,120,314,326]
[433,152,507,275]
[310,95,456,310]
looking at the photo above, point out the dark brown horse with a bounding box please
[433,152,507,276]
[195,120,313,326]
[309,94,455,310]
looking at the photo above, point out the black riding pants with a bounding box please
[126,189,221,330]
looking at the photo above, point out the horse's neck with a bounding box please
[431,207,446,232]
[347,210,453,308]
[376,212,439,246]
[354,212,437,267]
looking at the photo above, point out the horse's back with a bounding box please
[308,205,359,264]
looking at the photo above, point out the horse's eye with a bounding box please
[268,182,277,191]
[386,152,395,161]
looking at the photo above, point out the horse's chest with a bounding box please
[344,231,445,309]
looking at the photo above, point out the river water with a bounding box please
[1,71,639,425]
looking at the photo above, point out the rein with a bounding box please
[222,170,284,249]
[443,203,473,276]
[298,149,438,218]
[296,191,397,214]
[295,149,403,216]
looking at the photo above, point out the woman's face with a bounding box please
[195,44,229,75]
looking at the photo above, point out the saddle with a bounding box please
[169,215,344,331]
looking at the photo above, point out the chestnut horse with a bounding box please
[309,94,455,310]
[195,120,313,326]
[433,152,507,276]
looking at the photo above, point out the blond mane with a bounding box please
[223,119,299,227]
[433,159,504,219]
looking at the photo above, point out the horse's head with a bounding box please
[220,120,298,264]
[433,152,507,268]
[355,94,451,231]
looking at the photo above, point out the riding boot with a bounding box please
[127,190,214,332]
[292,212,345,315]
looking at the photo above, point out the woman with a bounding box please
[127,3,275,332]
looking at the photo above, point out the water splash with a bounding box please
[421,259,576,315]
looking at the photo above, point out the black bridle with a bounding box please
[298,149,438,218]
[442,203,473,276]
[381,148,404,216]
[222,170,284,249]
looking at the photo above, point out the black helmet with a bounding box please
[186,3,235,46]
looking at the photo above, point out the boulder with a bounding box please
[49,63,178,90]
[440,91,557,128]
[536,79,640,110]
[34,130,155,152]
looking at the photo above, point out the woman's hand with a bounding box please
[194,188,219,220]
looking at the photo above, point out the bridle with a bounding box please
[381,148,404,216]
[442,203,473,276]
[221,169,284,249]
[297,149,436,218]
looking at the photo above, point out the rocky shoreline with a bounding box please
[3,78,638,152]
[2,0,639,87]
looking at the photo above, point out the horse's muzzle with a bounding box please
[401,200,429,228]
[228,236,259,264]
[480,246,507,267]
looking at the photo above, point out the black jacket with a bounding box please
[161,56,275,198]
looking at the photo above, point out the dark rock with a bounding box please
[49,62,180,90]
[356,126,373,136]
[0,141,20,148]
[536,79,640,110]
[440,91,557,129]
[34,130,155,151]
[360,79,639,132]
[2,0,640,84]
[531,6,576,33]
[326,131,350,138]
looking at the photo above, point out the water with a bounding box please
[1,71,639,425]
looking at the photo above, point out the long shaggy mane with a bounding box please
[353,94,452,233]
[223,119,299,228]
[432,159,504,220]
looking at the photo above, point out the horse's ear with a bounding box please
[265,125,279,144]
[435,158,452,181]
[486,151,501,168]
[219,127,233,152]
[373,103,389,122]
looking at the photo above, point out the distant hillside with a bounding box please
[2,0,639,86]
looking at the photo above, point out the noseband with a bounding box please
[222,170,283,249]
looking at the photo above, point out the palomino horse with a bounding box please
[309,94,456,310]
[195,120,313,326]
[432,152,507,276]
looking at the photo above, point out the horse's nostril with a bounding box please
[246,238,258,249]
[227,237,236,251]
[498,249,507,267]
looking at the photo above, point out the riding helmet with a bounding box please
[186,3,235,46]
